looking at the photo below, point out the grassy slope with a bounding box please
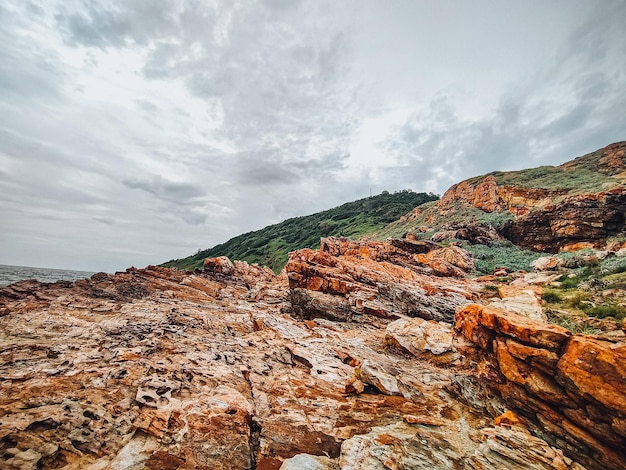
[162,190,438,273]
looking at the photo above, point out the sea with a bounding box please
[0,264,95,287]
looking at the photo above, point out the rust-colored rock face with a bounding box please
[433,142,626,252]
[455,304,626,470]
[1,237,624,469]
[502,187,626,252]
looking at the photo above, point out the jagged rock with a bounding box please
[355,360,400,395]
[338,420,582,470]
[488,289,546,322]
[469,426,585,470]
[203,256,235,275]
[285,237,477,323]
[503,187,626,253]
[385,317,454,356]
[455,303,626,469]
[431,223,500,245]
[1,236,624,470]
[429,142,626,252]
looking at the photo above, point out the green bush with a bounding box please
[542,291,562,303]
[600,256,626,275]
[581,304,626,320]
[559,277,581,289]
[463,240,544,275]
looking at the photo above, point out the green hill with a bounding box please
[162,190,438,273]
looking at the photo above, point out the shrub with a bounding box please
[558,276,581,289]
[542,291,562,303]
[463,240,544,275]
[582,304,626,320]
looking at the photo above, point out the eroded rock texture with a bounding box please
[0,237,624,469]
[455,304,626,470]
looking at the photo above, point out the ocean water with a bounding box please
[0,264,95,287]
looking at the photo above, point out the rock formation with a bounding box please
[403,142,626,252]
[1,235,624,469]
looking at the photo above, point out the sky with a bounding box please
[0,0,624,272]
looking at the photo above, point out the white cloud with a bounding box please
[0,0,624,271]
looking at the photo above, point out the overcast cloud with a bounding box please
[0,0,624,272]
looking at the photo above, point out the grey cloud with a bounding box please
[236,153,299,186]
[56,1,185,48]
[93,217,116,225]
[122,175,204,205]
[0,20,65,101]
[135,99,158,112]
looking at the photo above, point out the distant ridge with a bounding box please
[162,190,438,272]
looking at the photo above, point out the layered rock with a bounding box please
[455,304,626,470]
[1,235,624,469]
[502,187,626,252]
[286,236,478,323]
[0,250,483,470]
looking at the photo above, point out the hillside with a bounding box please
[162,190,438,272]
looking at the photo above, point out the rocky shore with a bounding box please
[1,237,624,469]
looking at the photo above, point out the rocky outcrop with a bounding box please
[285,237,477,323]
[502,187,626,252]
[0,252,483,470]
[423,142,626,252]
[455,304,626,470]
[431,223,501,244]
[1,235,624,469]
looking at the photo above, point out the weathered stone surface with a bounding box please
[468,426,585,470]
[355,360,400,396]
[531,256,564,271]
[1,234,624,469]
[557,336,626,414]
[285,237,478,323]
[431,223,501,245]
[280,453,338,470]
[456,304,570,350]
[488,289,546,322]
[503,187,626,253]
[385,317,454,356]
[338,420,582,470]
[455,303,626,469]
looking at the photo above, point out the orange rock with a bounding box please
[457,304,570,350]
[557,336,626,414]
[494,411,524,427]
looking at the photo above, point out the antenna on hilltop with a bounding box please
[369,187,371,197]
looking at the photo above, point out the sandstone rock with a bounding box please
[455,302,626,470]
[280,454,338,470]
[285,237,477,323]
[355,360,400,396]
[385,317,454,356]
[431,223,500,245]
[456,304,570,350]
[203,256,235,275]
[503,187,626,253]
[469,426,585,470]
[530,256,563,271]
[1,235,623,470]
[488,289,546,322]
[557,336,626,414]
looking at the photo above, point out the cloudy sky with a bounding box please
[0,0,624,272]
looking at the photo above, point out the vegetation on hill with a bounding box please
[162,190,438,273]
[465,143,625,193]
